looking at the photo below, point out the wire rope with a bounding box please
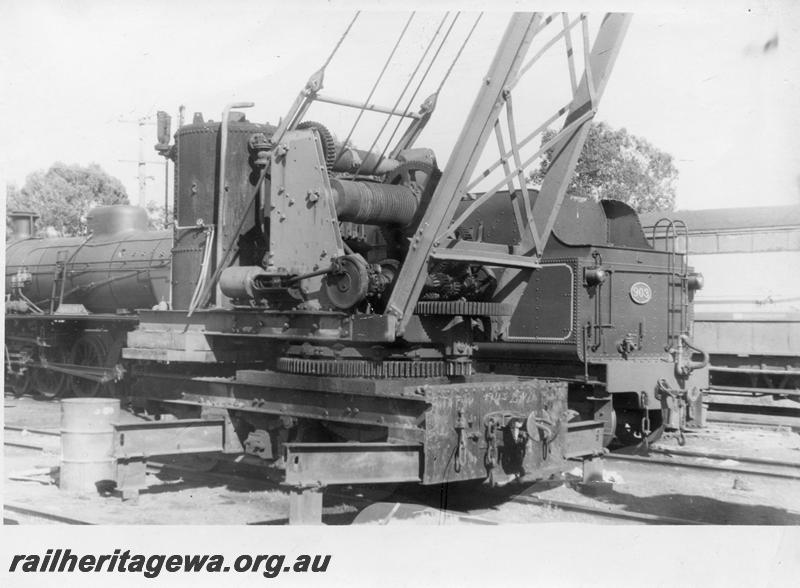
[369,12,462,172]
[332,12,416,168]
[322,12,361,70]
[435,12,482,94]
[352,12,451,176]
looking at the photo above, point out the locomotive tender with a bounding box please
[5,13,708,501]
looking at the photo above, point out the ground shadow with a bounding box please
[573,484,800,525]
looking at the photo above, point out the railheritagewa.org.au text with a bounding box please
[8,548,331,579]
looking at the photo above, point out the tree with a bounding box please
[9,163,129,236]
[144,200,173,230]
[530,122,678,213]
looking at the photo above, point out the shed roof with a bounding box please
[639,204,800,232]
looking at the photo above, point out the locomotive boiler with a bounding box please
[5,207,170,397]
[4,12,709,510]
[6,206,171,313]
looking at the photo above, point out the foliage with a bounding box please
[144,201,173,230]
[529,122,678,213]
[8,163,129,236]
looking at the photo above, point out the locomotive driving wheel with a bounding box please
[70,333,117,398]
[32,346,68,400]
[6,371,33,398]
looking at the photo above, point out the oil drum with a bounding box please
[59,398,119,493]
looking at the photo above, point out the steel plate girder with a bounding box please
[284,442,422,486]
[137,372,429,438]
[114,418,225,458]
[268,130,344,294]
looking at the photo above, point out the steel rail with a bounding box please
[649,447,800,469]
[4,440,49,451]
[706,411,800,431]
[605,453,800,481]
[4,425,59,436]
[708,386,800,397]
[711,367,800,377]
[510,494,701,525]
[4,426,60,451]
[4,502,96,525]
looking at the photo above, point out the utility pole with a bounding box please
[136,118,147,207]
[118,115,160,207]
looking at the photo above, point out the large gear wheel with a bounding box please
[414,300,512,316]
[277,356,472,378]
[297,121,336,170]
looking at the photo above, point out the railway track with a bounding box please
[4,502,97,525]
[3,427,393,525]
[3,431,694,525]
[4,425,60,452]
[705,387,800,430]
[5,421,798,525]
[507,493,702,525]
[607,449,800,481]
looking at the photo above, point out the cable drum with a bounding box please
[330,179,418,227]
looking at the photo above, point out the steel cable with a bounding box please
[353,12,451,176]
[332,12,417,168]
[435,13,483,95]
[369,13,463,173]
[322,12,361,70]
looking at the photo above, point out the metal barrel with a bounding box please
[59,398,120,493]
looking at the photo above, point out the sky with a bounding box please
[1,0,799,212]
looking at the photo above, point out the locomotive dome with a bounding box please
[86,205,149,236]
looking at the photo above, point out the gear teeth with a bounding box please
[297,121,336,170]
[414,301,512,316]
[276,357,473,378]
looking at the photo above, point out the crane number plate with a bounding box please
[630,282,652,305]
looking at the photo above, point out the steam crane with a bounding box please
[116,12,707,521]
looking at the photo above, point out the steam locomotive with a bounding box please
[5,207,170,399]
[4,13,709,494]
